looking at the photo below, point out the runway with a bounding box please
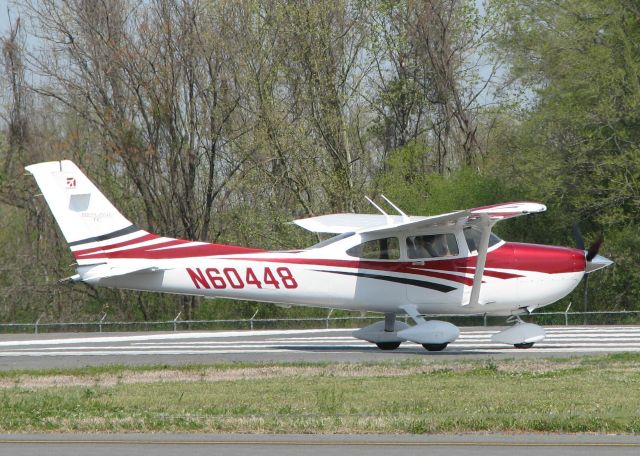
[1,433,639,456]
[1,325,639,369]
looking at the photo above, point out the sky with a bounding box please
[1,1,15,37]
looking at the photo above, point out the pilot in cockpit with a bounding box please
[409,234,453,258]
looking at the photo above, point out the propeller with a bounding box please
[572,224,604,262]
[586,235,604,262]
[572,224,585,251]
[572,224,611,325]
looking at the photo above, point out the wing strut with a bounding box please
[399,303,427,325]
[465,214,493,307]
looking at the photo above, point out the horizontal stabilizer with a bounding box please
[81,265,167,282]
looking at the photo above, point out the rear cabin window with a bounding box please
[406,233,459,259]
[346,237,400,260]
[463,226,502,252]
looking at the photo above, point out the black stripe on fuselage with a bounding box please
[68,224,142,247]
[316,270,456,293]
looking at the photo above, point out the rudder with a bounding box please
[26,160,147,264]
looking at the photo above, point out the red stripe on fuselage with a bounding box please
[76,238,189,259]
[78,241,265,259]
[72,233,159,258]
[227,242,585,276]
[76,239,584,277]
[406,268,475,286]
[454,267,523,279]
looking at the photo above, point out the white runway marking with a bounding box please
[0,326,639,359]
[0,329,345,347]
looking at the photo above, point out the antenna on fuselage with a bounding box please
[381,194,410,223]
[365,196,393,225]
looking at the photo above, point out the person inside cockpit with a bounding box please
[407,233,458,259]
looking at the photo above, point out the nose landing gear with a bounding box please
[492,316,546,349]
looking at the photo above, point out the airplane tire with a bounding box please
[422,343,448,352]
[514,342,534,349]
[376,342,401,350]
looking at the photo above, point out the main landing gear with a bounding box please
[352,306,460,352]
[422,343,449,352]
[353,313,408,351]
[491,316,546,349]
[353,310,545,351]
[376,342,402,350]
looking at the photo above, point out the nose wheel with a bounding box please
[514,342,535,349]
[422,343,448,351]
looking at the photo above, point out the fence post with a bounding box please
[483,313,487,327]
[34,314,44,335]
[173,312,182,332]
[564,302,572,326]
[326,309,334,329]
[249,309,259,331]
[98,313,107,333]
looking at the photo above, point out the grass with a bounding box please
[1,354,640,433]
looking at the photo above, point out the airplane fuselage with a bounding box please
[93,235,586,317]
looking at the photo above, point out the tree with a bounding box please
[368,0,494,176]
[492,0,640,309]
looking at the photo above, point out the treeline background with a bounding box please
[0,0,638,324]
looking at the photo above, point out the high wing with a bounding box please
[292,213,412,234]
[293,201,546,235]
[468,202,547,221]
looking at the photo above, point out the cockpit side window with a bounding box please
[463,226,502,253]
[346,237,400,260]
[406,233,459,259]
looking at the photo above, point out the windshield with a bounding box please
[463,226,502,252]
[309,232,355,249]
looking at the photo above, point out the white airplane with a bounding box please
[26,160,612,351]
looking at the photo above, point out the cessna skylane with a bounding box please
[26,160,612,351]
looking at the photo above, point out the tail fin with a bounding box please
[26,160,148,265]
[26,160,263,267]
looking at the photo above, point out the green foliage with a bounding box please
[490,0,640,309]
[1,0,638,323]
[379,142,512,215]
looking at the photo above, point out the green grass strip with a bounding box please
[1,354,639,434]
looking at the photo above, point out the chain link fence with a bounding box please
[1,308,639,334]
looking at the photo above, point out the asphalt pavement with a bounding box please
[1,325,640,370]
[1,433,639,456]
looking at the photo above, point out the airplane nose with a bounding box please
[585,254,613,273]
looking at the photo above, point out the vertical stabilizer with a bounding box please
[25,160,144,264]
